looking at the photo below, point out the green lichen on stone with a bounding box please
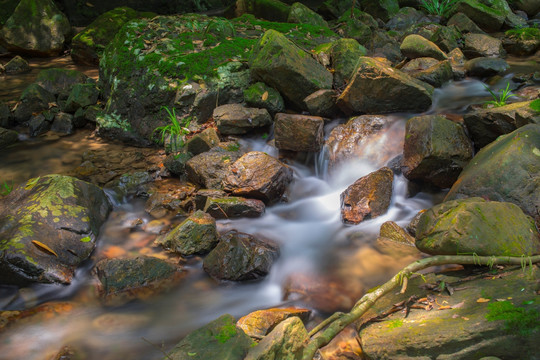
[486,301,540,336]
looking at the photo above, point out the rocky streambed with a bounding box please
[1,0,540,359]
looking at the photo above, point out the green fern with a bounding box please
[484,82,515,107]
[153,107,191,153]
[420,0,461,17]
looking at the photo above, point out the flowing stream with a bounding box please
[0,58,537,359]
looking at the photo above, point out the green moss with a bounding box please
[486,301,539,335]
[387,319,404,329]
[214,319,238,343]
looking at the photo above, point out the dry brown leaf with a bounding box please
[261,91,269,101]
[476,298,490,303]
[451,301,465,309]
[86,2,94,7]
[32,240,58,257]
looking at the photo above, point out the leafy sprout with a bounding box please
[529,99,540,112]
[0,180,13,197]
[483,82,515,107]
[153,107,191,153]
[419,0,461,17]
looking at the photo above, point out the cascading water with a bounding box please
[0,78,499,359]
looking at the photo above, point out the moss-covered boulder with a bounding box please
[203,230,279,281]
[165,314,254,360]
[0,175,111,285]
[359,266,540,359]
[455,0,511,32]
[328,38,367,88]
[204,196,265,219]
[250,29,333,110]
[3,55,31,74]
[416,197,540,256]
[64,83,100,113]
[71,7,143,66]
[99,14,336,144]
[274,113,324,152]
[287,2,328,27]
[445,124,540,225]
[332,9,376,47]
[360,0,399,21]
[463,101,540,151]
[400,34,448,61]
[223,151,293,204]
[0,0,71,56]
[243,82,285,115]
[337,57,434,114]
[402,115,473,188]
[35,68,89,97]
[447,12,486,34]
[502,27,540,57]
[155,210,219,256]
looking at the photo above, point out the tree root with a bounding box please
[301,254,540,360]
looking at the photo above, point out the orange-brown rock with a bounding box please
[340,167,394,224]
[237,307,311,339]
[274,113,324,152]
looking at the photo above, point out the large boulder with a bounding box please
[402,115,473,188]
[0,0,71,56]
[165,314,254,360]
[203,231,279,281]
[274,113,324,152]
[0,175,111,285]
[359,266,540,359]
[71,7,142,66]
[445,124,540,225]
[155,210,219,256]
[464,57,509,77]
[213,104,272,135]
[400,34,447,61]
[455,0,507,32]
[447,12,486,34]
[463,33,505,58]
[287,2,328,27]
[463,100,540,150]
[250,29,333,109]
[416,198,540,256]
[223,151,293,204]
[336,57,433,115]
[327,38,368,88]
[326,115,404,171]
[340,167,394,225]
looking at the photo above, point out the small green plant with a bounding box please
[530,99,540,112]
[484,82,515,107]
[486,301,539,336]
[419,0,461,17]
[96,111,132,132]
[214,322,237,343]
[153,107,191,153]
[0,180,13,196]
[226,142,240,152]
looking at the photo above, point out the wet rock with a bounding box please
[463,100,540,150]
[0,127,18,149]
[165,314,254,360]
[63,83,99,113]
[204,196,265,219]
[333,10,375,46]
[95,256,182,305]
[360,0,399,22]
[237,308,311,339]
[400,34,447,61]
[185,128,220,156]
[3,55,30,74]
[288,2,328,27]
[0,0,71,56]
[445,124,540,225]
[326,115,404,171]
[185,145,244,189]
[144,181,195,218]
[303,89,342,118]
[447,12,486,34]
[245,317,308,360]
[402,115,473,188]
[463,33,505,58]
[243,82,285,116]
[274,113,324,152]
[194,189,227,210]
[12,84,55,124]
[464,57,509,77]
[359,266,540,360]
[203,231,279,281]
[448,47,466,79]
[71,7,141,66]
[340,167,394,225]
[378,221,415,246]
[51,112,74,134]
[0,175,111,285]
[250,29,333,109]
[337,57,433,115]
[28,114,52,137]
[213,104,272,135]
[455,0,506,32]
[104,171,154,201]
[35,68,89,97]
[401,58,453,88]
[155,210,219,256]
[329,38,368,88]
[416,197,540,256]
[386,6,426,31]
[223,151,293,204]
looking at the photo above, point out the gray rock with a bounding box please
[0,127,18,149]
[213,104,272,135]
[204,196,265,219]
[463,33,505,58]
[464,57,509,77]
[402,58,453,88]
[287,2,328,27]
[455,0,506,32]
[12,84,55,124]
[35,68,88,97]
[163,152,192,176]
[29,114,52,137]
[51,112,74,134]
[186,146,244,189]
[3,55,30,74]
[185,128,220,156]
[447,12,486,34]
[303,89,342,118]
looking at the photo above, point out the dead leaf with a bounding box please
[476,298,490,303]
[261,91,269,101]
[462,317,469,321]
[86,2,94,7]
[32,240,58,257]
[451,301,465,309]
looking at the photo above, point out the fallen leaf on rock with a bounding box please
[462,317,469,320]
[31,240,58,257]
[261,91,268,101]
[476,298,490,303]
[451,301,465,309]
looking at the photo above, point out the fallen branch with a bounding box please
[301,254,540,360]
